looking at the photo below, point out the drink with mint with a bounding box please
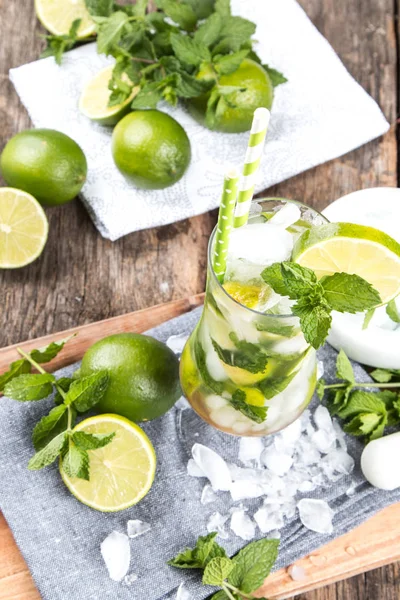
[180,199,327,436]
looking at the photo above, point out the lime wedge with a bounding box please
[223,281,272,310]
[61,414,156,512]
[79,66,139,126]
[35,0,95,38]
[293,222,400,304]
[0,188,48,269]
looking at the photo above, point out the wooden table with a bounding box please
[0,0,398,598]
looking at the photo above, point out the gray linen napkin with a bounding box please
[0,306,399,600]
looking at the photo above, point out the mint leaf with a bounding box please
[316,378,326,400]
[320,272,381,313]
[202,556,234,586]
[214,0,231,16]
[62,439,90,480]
[168,547,202,570]
[175,72,213,98]
[28,432,68,471]
[54,377,74,405]
[97,12,129,54]
[85,0,113,17]
[336,349,354,383]
[337,390,387,420]
[263,63,288,87]
[30,334,76,364]
[220,16,256,41]
[0,359,31,392]
[64,371,109,412]
[4,373,55,402]
[344,412,386,440]
[131,82,164,109]
[168,532,227,570]
[230,390,267,423]
[281,262,318,299]
[171,33,211,67]
[228,538,279,594]
[210,593,230,600]
[386,299,400,323]
[255,317,296,338]
[157,0,197,31]
[72,431,115,450]
[212,336,268,374]
[292,300,332,350]
[259,371,297,400]
[40,19,82,65]
[184,0,214,19]
[214,49,249,75]
[32,405,69,451]
[194,13,222,46]
[261,263,289,296]
[371,368,400,383]
[362,308,375,329]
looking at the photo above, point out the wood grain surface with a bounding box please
[0,0,399,598]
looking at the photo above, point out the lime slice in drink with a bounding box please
[35,0,95,37]
[79,66,139,126]
[223,281,272,310]
[61,414,156,512]
[0,188,48,269]
[293,222,400,304]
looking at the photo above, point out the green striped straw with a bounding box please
[212,167,240,283]
[234,107,271,228]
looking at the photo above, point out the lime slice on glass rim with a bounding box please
[60,414,156,512]
[292,222,400,304]
[35,0,96,38]
[79,66,139,126]
[0,188,48,269]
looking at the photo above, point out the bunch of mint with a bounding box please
[169,532,279,599]
[41,0,286,121]
[262,262,381,349]
[318,350,400,441]
[0,336,114,480]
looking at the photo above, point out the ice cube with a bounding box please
[254,507,284,533]
[175,396,190,411]
[313,406,334,432]
[311,429,336,454]
[207,512,229,539]
[205,394,228,411]
[238,437,264,466]
[268,203,301,229]
[230,510,256,540]
[262,448,293,476]
[300,410,312,432]
[288,565,307,582]
[101,531,130,582]
[227,223,293,266]
[333,419,348,450]
[124,573,138,586]
[322,449,355,477]
[187,459,205,478]
[201,484,218,505]
[176,582,194,600]
[166,334,188,355]
[296,438,321,466]
[230,480,265,501]
[210,406,238,429]
[297,499,334,534]
[280,418,302,445]
[298,480,316,493]
[127,520,151,539]
[232,420,252,435]
[192,444,232,491]
[317,361,325,380]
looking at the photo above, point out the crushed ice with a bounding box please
[127,520,151,539]
[176,582,194,600]
[101,531,130,582]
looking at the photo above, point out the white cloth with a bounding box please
[10,0,389,240]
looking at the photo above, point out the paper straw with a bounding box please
[234,107,271,228]
[212,167,240,283]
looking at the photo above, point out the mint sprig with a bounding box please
[40,19,83,65]
[169,533,279,599]
[262,262,381,349]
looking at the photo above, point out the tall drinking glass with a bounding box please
[180,199,328,436]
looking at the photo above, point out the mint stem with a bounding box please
[323,382,400,390]
[17,348,46,374]
[222,584,238,600]
[224,582,255,599]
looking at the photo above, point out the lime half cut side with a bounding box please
[79,66,139,126]
[0,188,48,269]
[61,415,156,512]
[293,222,400,304]
[35,0,96,38]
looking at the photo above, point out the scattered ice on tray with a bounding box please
[254,506,284,533]
[230,509,256,540]
[176,582,193,600]
[192,443,232,491]
[127,520,151,539]
[261,448,293,476]
[238,437,264,466]
[230,480,265,502]
[187,458,205,478]
[166,334,189,355]
[207,512,229,539]
[288,565,307,581]
[124,573,138,586]
[317,360,325,380]
[101,531,130,582]
[200,484,218,505]
[297,498,334,534]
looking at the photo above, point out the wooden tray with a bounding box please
[0,294,399,600]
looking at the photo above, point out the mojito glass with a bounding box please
[180,199,328,436]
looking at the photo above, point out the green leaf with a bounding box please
[54,377,74,405]
[362,308,375,330]
[316,378,326,400]
[337,390,387,420]
[168,532,227,570]
[320,272,381,313]
[62,439,90,480]
[0,359,31,392]
[184,0,215,19]
[84,0,113,17]
[371,368,400,383]
[28,432,68,471]
[72,431,115,450]
[157,0,197,31]
[131,82,164,109]
[209,592,230,600]
[4,373,55,402]
[130,0,149,17]
[336,349,354,383]
[175,72,213,98]
[194,13,222,46]
[228,538,279,594]
[168,547,201,569]
[32,405,69,451]
[261,263,289,296]
[281,262,318,299]
[230,390,267,423]
[171,33,210,67]
[259,371,297,400]
[97,12,129,54]
[214,49,249,75]
[386,299,400,323]
[214,0,231,16]
[255,316,296,338]
[40,19,82,65]
[202,556,234,586]
[30,334,76,364]
[220,16,256,41]
[194,341,224,395]
[64,371,109,412]
[344,412,386,440]
[263,63,288,87]
[292,300,332,350]
[211,335,269,374]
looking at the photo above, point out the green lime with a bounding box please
[60,414,156,512]
[111,110,191,189]
[187,59,274,133]
[0,129,87,206]
[80,333,181,422]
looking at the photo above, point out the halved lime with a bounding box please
[293,222,400,304]
[0,188,48,269]
[35,0,95,38]
[60,414,156,512]
[79,66,139,126]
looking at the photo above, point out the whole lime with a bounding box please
[80,333,181,422]
[0,129,87,206]
[188,59,274,133]
[111,110,191,189]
